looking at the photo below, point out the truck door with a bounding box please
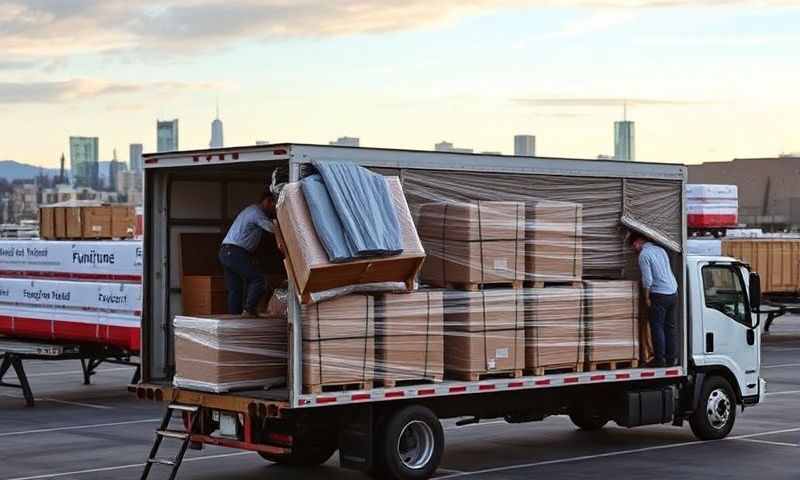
[700,263,760,398]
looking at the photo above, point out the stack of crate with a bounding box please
[40,204,135,240]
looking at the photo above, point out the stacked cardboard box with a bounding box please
[524,201,582,283]
[181,275,227,316]
[418,201,525,288]
[583,280,640,367]
[40,205,135,240]
[173,315,287,393]
[301,294,375,392]
[523,287,584,374]
[375,291,444,386]
[443,289,524,380]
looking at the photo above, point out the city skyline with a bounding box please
[1,2,799,167]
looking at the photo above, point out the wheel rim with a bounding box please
[706,388,732,430]
[396,420,435,470]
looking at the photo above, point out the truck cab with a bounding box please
[685,255,764,439]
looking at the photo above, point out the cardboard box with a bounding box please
[443,289,524,378]
[182,275,227,316]
[111,205,135,238]
[420,238,524,287]
[277,177,425,304]
[81,206,112,238]
[524,201,582,282]
[523,287,583,372]
[722,239,800,294]
[583,280,639,364]
[39,207,55,239]
[417,201,525,241]
[54,207,67,238]
[301,295,375,390]
[174,315,287,392]
[375,291,444,383]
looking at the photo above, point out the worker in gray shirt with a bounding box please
[629,232,679,367]
[218,190,276,316]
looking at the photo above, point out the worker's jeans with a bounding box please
[218,244,265,315]
[649,292,678,367]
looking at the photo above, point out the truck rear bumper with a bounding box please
[133,383,289,418]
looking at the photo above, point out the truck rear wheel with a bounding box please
[689,376,737,440]
[374,405,444,480]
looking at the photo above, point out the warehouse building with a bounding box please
[688,154,800,231]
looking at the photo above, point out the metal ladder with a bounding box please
[140,403,200,480]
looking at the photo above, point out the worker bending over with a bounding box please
[629,233,679,368]
[219,190,275,316]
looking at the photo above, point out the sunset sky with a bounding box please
[1,1,799,167]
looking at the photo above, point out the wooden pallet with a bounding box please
[447,369,523,382]
[526,363,584,376]
[586,359,639,371]
[445,281,524,291]
[303,380,373,394]
[524,281,582,289]
[376,376,443,389]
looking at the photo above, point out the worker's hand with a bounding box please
[645,296,652,308]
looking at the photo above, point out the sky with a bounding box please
[1,0,799,168]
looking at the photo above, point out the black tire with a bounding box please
[569,406,610,431]
[689,376,737,440]
[373,405,444,480]
[258,437,337,466]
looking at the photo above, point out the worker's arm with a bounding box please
[253,208,275,233]
[638,253,653,307]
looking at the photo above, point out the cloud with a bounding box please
[2,0,797,60]
[0,78,214,104]
[0,59,38,70]
[513,97,709,107]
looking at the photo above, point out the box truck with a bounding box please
[135,144,763,480]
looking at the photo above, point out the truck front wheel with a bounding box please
[374,405,444,480]
[689,376,737,440]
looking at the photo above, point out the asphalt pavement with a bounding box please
[1,317,799,480]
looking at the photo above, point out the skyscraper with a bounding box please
[614,121,635,161]
[109,148,126,193]
[157,119,179,152]
[514,135,536,156]
[69,136,99,188]
[129,144,143,173]
[209,104,224,148]
[434,141,473,153]
[329,136,360,147]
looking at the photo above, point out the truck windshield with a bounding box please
[702,265,749,326]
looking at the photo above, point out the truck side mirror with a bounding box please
[749,272,761,313]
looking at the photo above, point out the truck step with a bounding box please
[157,430,190,440]
[147,458,176,466]
[168,403,199,412]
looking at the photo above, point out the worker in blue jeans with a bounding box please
[629,233,679,368]
[218,190,276,316]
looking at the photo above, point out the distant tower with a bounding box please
[614,102,635,161]
[209,101,224,148]
[514,135,536,156]
[59,153,66,184]
[329,136,359,147]
[157,119,179,152]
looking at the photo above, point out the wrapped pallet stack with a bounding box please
[0,240,142,351]
[417,201,525,289]
[523,287,584,375]
[173,315,287,392]
[524,201,582,284]
[375,291,444,387]
[583,280,640,369]
[443,290,525,380]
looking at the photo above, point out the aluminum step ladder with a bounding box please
[140,403,200,480]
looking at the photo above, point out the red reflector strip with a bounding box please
[640,371,656,378]
[564,377,579,384]
[616,373,630,380]
[217,154,225,160]
[316,397,336,404]
[273,149,287,155]
[417,388,436,396]
[508,382,524,388]
[385,391,404,398]
[232,152,239,159]
[192,156,199,162]
[449,386,467,393]
[351,393,370,401]
[144,158,158,164]
[478,384,495,391]
[206,155,213,161]
[590,375,605,381]
[298,399,309,406]
[666,369,680,376]
[535,379,550,386]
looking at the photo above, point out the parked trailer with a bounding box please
[135,144,764,480]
